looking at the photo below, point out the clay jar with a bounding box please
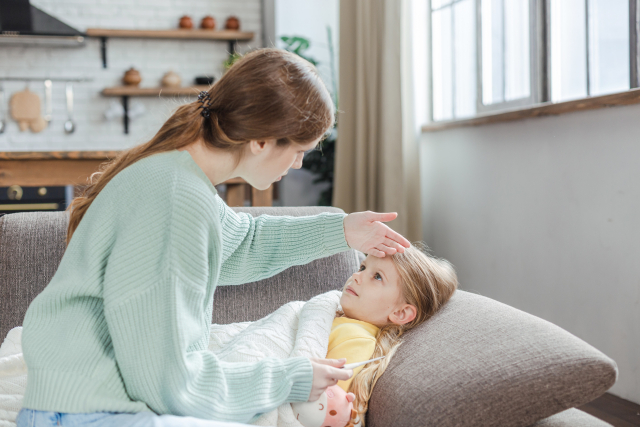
[161,71,181,88]
[200,15,215,30]
[179,15,193,29]
[225,16,240,30]
[122,68,142,86]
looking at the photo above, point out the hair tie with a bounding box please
[197,90,212,119]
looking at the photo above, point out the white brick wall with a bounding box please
[0,0,263,151]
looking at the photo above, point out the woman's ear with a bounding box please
[248,139,268,155]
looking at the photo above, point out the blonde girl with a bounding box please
[332,242,459,427]
[16,48,412,427]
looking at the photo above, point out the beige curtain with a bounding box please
[333,0,422,242]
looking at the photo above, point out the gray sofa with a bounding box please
[0,207,618,427]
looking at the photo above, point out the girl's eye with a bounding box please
[374,273,382,281]
[358,264,365,271]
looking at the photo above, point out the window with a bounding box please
[550,0,629,102]
[431,0,477,121]
[430,0,636,122]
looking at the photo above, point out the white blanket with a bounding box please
[0,290,342,427]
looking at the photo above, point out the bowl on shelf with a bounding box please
[122,67,142,86]
[179,15,193,29]
[225,16,240,30]
[201,16,216,30]
[161,71,181,88]
[195,76,215,85]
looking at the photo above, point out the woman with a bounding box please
[16,48,411,427]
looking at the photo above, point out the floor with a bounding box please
[578,393,640,426]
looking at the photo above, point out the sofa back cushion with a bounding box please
[0,208,359,339]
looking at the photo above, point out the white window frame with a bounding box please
[429,0,640,123]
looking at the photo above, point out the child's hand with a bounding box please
[308,358,353,402]
[343,211,411,257]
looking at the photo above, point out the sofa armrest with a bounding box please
[367,290,617,427]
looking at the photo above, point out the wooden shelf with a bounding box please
[85,28,254,69]
[101,85,211,97]
[100,86,212,134]
[86,28,254,41]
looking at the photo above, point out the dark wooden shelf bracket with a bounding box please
[122,95,129,134]
[100,37,108,68]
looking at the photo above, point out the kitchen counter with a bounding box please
[0,151,272,206]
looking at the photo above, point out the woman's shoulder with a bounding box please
[108,150,214,196]
[102,150,221,220]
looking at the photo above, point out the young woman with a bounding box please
[15,48,411,427]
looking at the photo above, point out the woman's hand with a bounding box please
[343,211,411,257]
[308,358,353,402]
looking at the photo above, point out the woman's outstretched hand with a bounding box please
[343,211,411,257]
[308,358,353,402]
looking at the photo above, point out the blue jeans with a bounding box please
[15,408,260,427]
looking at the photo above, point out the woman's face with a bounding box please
[242,137,320,190]
[340,255,407,328]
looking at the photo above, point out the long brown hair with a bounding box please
[338,243,459,426]
[66,47,335,245]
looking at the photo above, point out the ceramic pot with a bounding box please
[201,15,215,30]
[225,16,240,30]
[161,71,181,88]
[179,15,193,29]
[122,68,142,86]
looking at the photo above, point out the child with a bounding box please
[329,242,458,426]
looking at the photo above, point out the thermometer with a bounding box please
[341,356,386,370]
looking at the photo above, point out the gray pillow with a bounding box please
[366,290,617,427]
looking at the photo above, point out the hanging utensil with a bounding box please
[0,84,6,134]
[64,82,75,134]
[43,79,52,125]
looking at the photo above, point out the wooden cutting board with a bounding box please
[10,89,41,132]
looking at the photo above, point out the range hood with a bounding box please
[0,0,86,47]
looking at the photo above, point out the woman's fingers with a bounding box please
[368,211,398,222]
[384,226,411,249]
[368,248,387,258]
[374,245,397,256]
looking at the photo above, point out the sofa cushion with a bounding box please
[366,290,618,427]
[0,212,69,342]
[0,208,360,337]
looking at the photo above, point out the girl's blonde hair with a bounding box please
[65,48,335,246]
[338,242,459,427]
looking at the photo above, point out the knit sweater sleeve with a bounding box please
[102,181,313,422]
[216,196,352,286]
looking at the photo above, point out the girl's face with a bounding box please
[340,255,415,328]
[242,137,320,190]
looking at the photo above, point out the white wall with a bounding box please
[0,0,262,152]
[420,105,640,404]
[273,0,338,206]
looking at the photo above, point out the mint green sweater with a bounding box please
[21,149,350,423]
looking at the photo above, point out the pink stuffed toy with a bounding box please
[291,384,359,427]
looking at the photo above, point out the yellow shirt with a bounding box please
[326,317,380,392]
